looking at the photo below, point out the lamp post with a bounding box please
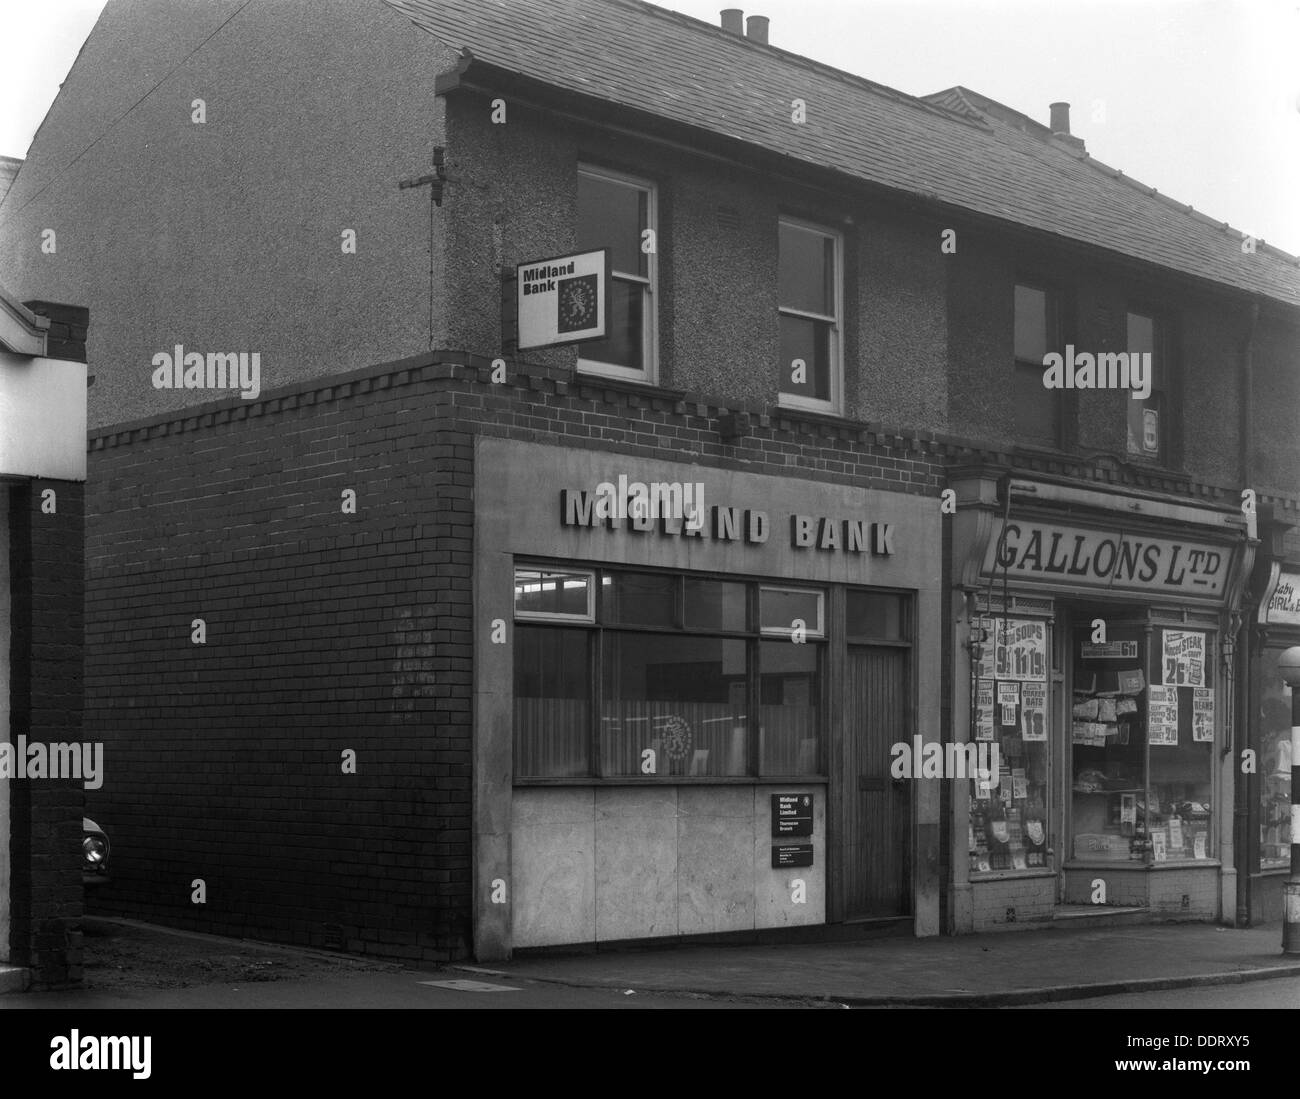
[1279,646,1300,954]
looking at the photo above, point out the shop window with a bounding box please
[760,585,825,638]
[1013,283,1060,447]
[759,640,821,774]
[601,633,748,777]
[969,615,1051,873]
[778,216,842,413]
[514,567,595,621]
[576,166,657,381]
[1259,648,1293,869]
[1070,625,1213,864]
[514,626,592,779]
[512,566,825,781]
[1124,311,1166,462]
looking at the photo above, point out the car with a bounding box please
[83,817,110,887]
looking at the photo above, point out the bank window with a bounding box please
[1070,625,1213,865]
[779,217,842,413]
[1013,283,1060,447]
[1125,311,1165,462]
[514,566,823,780]
[576,166,657,381]
[514,567,595,621]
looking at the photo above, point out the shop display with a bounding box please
[969,615,1049,875]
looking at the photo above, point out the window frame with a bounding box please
[777,214,845,415]
[574,163,659,384]
[511,562,829,783]
[1012,280,1062,449]
[1124,307,1169,465]
[513,567,597,623]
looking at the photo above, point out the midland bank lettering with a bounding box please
[560,490,895,555]
[985,521,1232,597]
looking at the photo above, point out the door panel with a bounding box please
[844,645,910,919]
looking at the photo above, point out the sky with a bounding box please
[1,0,1297,253]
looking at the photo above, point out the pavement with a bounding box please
[5,916,1300,1008]
[489,921,1300,1007]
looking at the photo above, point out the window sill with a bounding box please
[1064,858,1220,871]
[514,775,829,787]
[968,868,1056,882]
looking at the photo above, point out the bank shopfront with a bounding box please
[472,438,942,958]
[949,468,1254,930]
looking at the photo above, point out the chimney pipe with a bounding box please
[746,14,769,43]
[1049,101,1071,135]
[720,8,744,34]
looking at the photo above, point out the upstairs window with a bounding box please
[576,165,657,381]
[779,217,843,412]
[1014,283,1060,447]
[1125,311,1166,462]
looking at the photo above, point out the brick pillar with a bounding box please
[7,476,87,989]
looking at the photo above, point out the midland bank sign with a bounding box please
[982,520,1233,598]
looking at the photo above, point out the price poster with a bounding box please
[997,681,1020,727]
[994,618,1047,682]
[1020,682,1047,742]
[1162,630,1205,687]
[1147,685,1179,745]
[975,678,995,741]
[1192,688,1214,742]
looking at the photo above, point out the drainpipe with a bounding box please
[1235,300,1260,927]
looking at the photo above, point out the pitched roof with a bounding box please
[385,0,1300,309]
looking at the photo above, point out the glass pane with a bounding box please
[1260,647,1293,869]
[515,568,591,618]
[514,626,590,778]
[602,570,677,628]
[577,172,646,277]
[601,633,748,777]
[779,222,833,315]
[847,590,905,640]
[778,312,831,401]
[684,578,747,632]
[1127,393,1160,458]
[1126,312,1155,357]
[970,615,1050,871]
[1014,362,1059,446]
[759,640,820,774]
[1069,624,1148,862]
[1014,284,1048,362]
[578,277,643,371]
[1147,629,1214,862]
[760,587,822,636]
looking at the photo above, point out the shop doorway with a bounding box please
[843,645,911,919]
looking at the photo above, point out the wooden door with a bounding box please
[843,645,911,919]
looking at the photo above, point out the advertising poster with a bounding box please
[994,618,1047,682]
[975,678,995,741]
[1192,688,1214,742]
[1162,630,1205,687]
[997,681,1020,727]
[974,618,997,680]
[1147,685,1179,745]
[1020,682,1047,741]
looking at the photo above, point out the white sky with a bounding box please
[1,0,1297,253]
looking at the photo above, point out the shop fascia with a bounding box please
[560,487,897,554]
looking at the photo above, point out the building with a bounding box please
[0,288,88,989]
[0,0,1296,962]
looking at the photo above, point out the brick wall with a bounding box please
[7,479,86,989]
[971,874,1056,929]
